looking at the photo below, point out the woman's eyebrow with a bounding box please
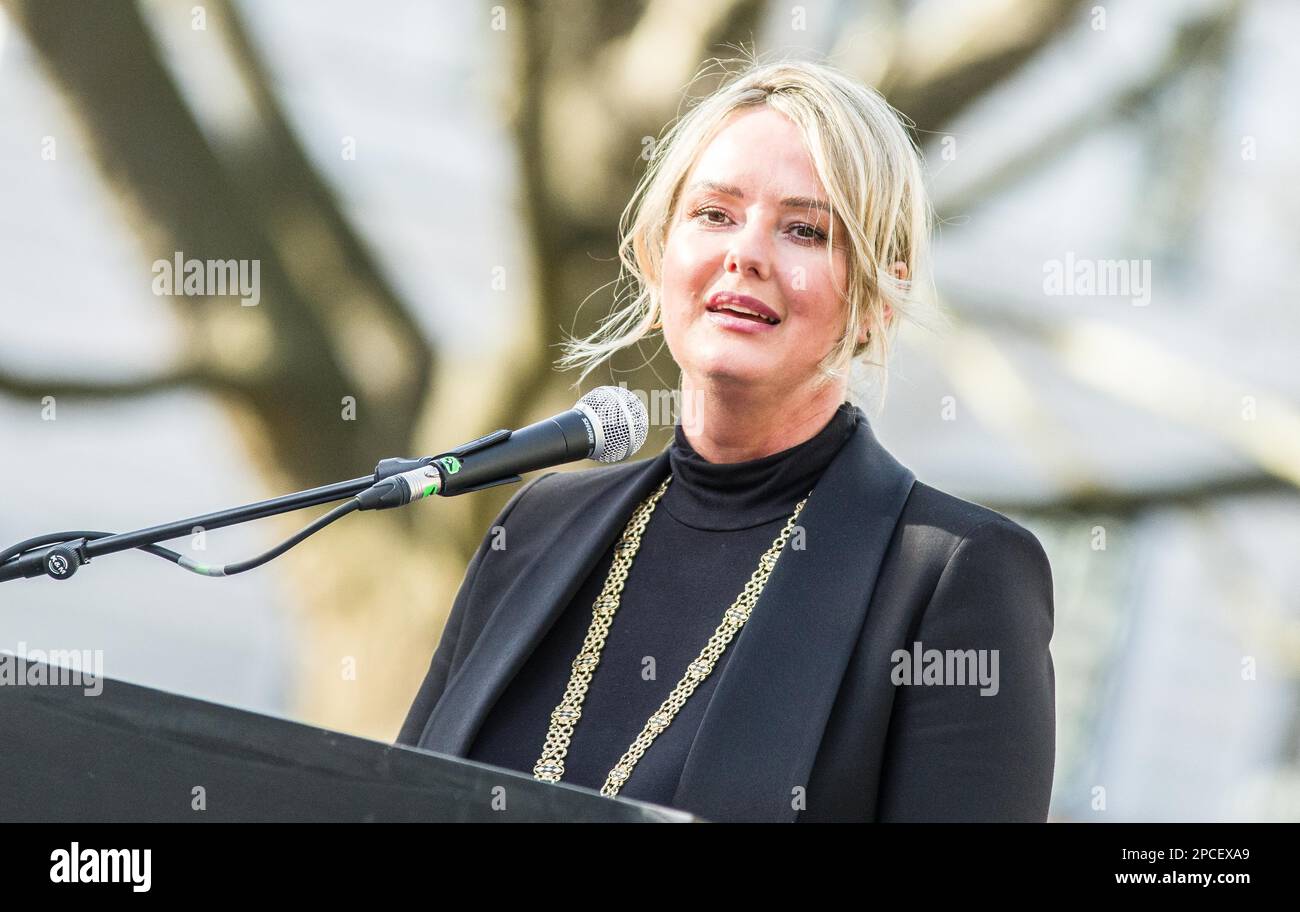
[687,180,831,214]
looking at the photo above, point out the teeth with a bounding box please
[715,301,777,323]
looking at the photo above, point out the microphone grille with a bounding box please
[579,386,649,463]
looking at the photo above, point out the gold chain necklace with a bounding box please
[532,472,810,798]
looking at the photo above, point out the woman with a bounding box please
[397,59,1055,823]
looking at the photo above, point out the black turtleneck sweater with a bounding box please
[467,402,860,807]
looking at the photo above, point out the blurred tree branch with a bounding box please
[210,0,435,438]
[905,2,1261,523]
[1,0,433,491]
[938,300,1300,510]
[985,472,1292,519]
[930,1,1244,219]
[878,0,1091,136]
[0,364,205,400]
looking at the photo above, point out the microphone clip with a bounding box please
[372,428,514,484]
[364,428,522,509]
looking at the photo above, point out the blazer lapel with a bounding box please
[418,447,673,756]
[671,415,916,822]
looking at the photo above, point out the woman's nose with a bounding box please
[723,223,773,281]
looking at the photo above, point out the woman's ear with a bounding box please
[883,260,909,325]
[858,261,910,347]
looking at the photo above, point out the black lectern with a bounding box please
[0,661,698,822]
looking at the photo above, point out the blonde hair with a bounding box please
[556,54,935,411]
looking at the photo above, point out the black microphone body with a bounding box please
[437,407,596,495]
[356,387,646,511]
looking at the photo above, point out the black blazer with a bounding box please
[396,412,1056,822]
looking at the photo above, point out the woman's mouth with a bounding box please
[705,292,782,332]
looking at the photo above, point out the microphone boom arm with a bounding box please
[0,433,524,584]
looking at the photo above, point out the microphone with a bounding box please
[356,386,650,510]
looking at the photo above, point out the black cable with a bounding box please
[175,499,361,577]
[0,499,361,580]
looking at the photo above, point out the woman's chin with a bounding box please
[690,355,775,387]
[675,330,785,386]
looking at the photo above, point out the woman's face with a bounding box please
[660,106,851,396]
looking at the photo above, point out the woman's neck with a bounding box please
[678,373,848,464]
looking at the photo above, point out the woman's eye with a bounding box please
[691,206,730,225]
[790,223,829,244]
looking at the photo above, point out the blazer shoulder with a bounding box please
[901,480,1048,563]
[897,482,1055,640]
